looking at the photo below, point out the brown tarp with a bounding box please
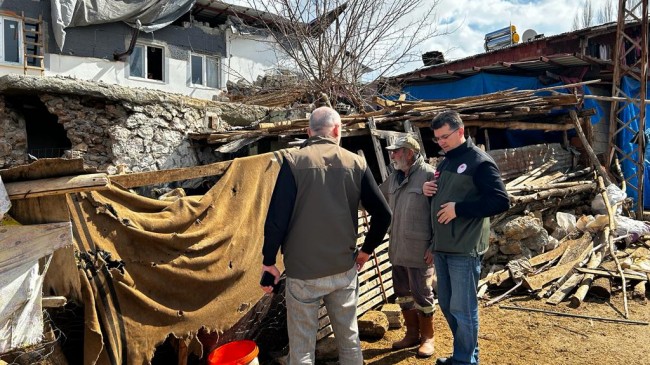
[66,151,286,365]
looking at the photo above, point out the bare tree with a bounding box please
[572,0,594,30]
[245,0,446,110]
[597,0,615,24]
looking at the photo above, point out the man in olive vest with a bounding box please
[423,110,509,365]
[380,135,437,358]
[261,106,391,365]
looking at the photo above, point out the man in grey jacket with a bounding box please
[261,107,392,365]
[380,135,437,358]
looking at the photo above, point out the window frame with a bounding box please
[128,43,166,82]
[190,53,220,89]
[0,15,23,65]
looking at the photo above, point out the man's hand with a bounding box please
[424,250,434,265]
[355,251,371,271]
[437,202,456,224]
[422,180,438,197]
[260,264,281,294]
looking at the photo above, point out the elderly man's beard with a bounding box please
[391,154,410,172]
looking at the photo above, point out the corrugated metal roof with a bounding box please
[394,20,629,82]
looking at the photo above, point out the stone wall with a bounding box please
[38,94,216,173]
[0,97,28,167]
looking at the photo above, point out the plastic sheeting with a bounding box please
[0,256,51,353]
[401,73,604,149]
[616,76,650,209]
[50,0,196,50]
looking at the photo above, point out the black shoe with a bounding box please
[436,358,453,365]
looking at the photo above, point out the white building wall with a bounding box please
[44,52,225,101]
[224,31,285,83]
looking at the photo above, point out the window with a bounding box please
[191,54,220,88]
[0,16,21,64]
[129,44,164,81]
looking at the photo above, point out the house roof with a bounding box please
[392,20,638,84]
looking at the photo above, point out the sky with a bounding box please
[402,0,616,72]
[226,0,617,76]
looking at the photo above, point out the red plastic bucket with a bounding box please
[207,340,259,365]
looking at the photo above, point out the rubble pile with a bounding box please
[227,71,310,107]
[480,168,650,312]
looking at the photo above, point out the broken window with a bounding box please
[191,53,220,88]
[0,16,21,64]
[129,44,164,81]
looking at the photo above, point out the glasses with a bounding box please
[432,128,459,143]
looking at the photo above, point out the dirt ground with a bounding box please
[360,294,650,365]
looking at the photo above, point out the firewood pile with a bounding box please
[193,81,595,145]
[480,115,650,319]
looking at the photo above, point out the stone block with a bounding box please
[381,303,403,329]
[357,310,388,340]
[315,335,338,361]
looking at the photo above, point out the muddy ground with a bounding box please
[359,294,650,365]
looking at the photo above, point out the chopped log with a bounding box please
[589,276,612,299]
[633,281,647,301]
[548,167,593,183]
[510,183,596,205]
[546,273,585,305]
[109,160,232,188]
[569,248,604,308]
[4,173,109,200]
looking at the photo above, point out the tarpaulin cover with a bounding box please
[0,222,72,353]
[615,76,650,209]
[66,151,285,365]
[401,73,604,148]
[50,0,196,49]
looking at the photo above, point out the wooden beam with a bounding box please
[43,296,67,308]
[463,121,574,131]
[4,173,109,200]
[0,222,72,273]
[110,160,232,188]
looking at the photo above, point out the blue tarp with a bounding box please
[401,72,603,149]
[616,76,650,209]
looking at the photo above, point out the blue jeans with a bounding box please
[285,266,363,365]
[434,253,481,365]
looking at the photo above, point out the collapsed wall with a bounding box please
[0,75,272,175]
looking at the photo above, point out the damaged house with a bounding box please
[1,2,650,365]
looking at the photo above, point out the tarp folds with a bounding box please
[65,151,286,365]
[51,0,196,50]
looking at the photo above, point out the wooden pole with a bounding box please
[499,305,648,325]
[570,110,612,185]
[4,173,109,200]
[598,175,629,318]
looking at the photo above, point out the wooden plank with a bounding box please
[367,118,388,181]
[576,268,648,281]
[110,160,232,188]
[42,296,67,308]
[0,222,72,273]
[215,136,265,153]
[524,234,593,291]
[4,173,109,200]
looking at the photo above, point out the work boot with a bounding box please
[417,313,435,357]
[391,309,420,349]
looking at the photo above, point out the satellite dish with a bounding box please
[522,29,537,42]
